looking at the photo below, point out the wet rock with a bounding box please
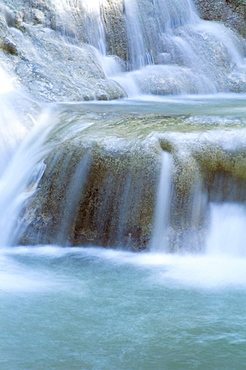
[0,0,126,101]
[1,38,19,55]
[20,136,159,250]
[194,0,246,39]
[18,109,246,252]
[101,0,128,62]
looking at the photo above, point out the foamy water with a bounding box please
[1,245,246,292]
[1,246,246,369]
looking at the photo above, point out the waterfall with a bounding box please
[2,4,246,367]
[1,0,246,253]
[43,0,246,96]
[124,0,199,70]
[151,167,246,256]
[2,0,245,98]
[150,151,173,252]
[0,68,58,246]
[0,70,26,174]
[123,0,148,69]
[120,0,246,95]
[0,108,55,246]
[206,203,246,257]
[52,0,107,53]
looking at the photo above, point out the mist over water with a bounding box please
[1,246,246,369]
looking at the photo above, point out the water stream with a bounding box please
[109,0,246,96]
[150,151,173,252]
[1,0,246,368]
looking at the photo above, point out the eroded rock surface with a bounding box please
[0,0,126,102]
[18,108,246,252]
[194,0,246,39]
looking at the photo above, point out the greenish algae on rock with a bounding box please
[18,108,246,252]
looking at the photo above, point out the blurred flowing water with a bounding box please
[1,92,246,369]
[51,0,246,96]
[1,0,246,368]
[1,246,246,369]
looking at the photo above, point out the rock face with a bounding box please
[18,108,246,252]
[194,0,246,39]
[1,0,246,251]
[21,139,158,250]
[19,109,161,250]
[0,0,126,102]
[1,0,246,101]
[101,0,128,63]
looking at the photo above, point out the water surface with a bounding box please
[1,247,246,370]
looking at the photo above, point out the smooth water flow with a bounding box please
[1,0,246,369]
[1,246,246,369]
[0,108,55,246]
[123,0,148,69]
[151,151,173,252]
[0,70,28,173]
[206,202,246,257]
[49,0,246,96]
[53,0,107,53]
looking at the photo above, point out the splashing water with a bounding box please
[0,69,28,173]
[206,202,246,257]
[0,97,56,246]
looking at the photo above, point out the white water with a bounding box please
[0,70,28,173]
[123,0,147,69]
[0,109,56,246]
[48,0,246,97]
[53,0,107,53]
[206,202,246,257]
[150,153,246,256]
[2,91,246,254]
[1,3,246,368]
[151,151,173,252]
[92,0,246,95]
[0,68,58,246]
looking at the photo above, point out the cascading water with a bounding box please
[150,151,173,252]
[123,0,199,69]
[52,0,107,53]
[0,82,56,246]
[1,0,246,252]
[1,1,246,368]
[150,155,246,255]
[45,0,246,96]
[119,0,246,95]
[206,202,246,257]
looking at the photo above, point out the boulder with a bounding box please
[18,108,246,252]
